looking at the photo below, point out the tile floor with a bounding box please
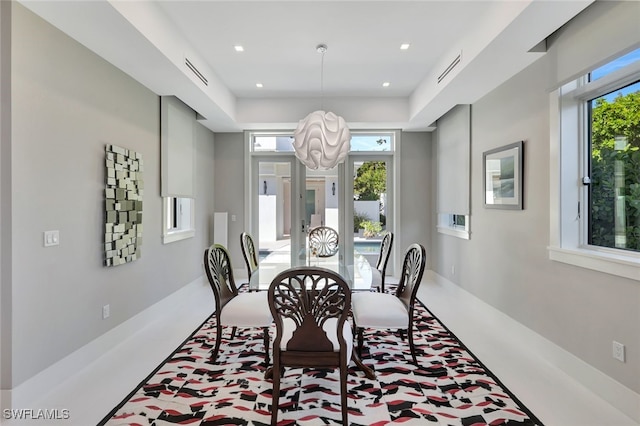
[4,275,638,426]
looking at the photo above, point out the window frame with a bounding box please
[162,197,195,244]
[549,55,640,281]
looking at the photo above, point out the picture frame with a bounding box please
[483,141,524,210]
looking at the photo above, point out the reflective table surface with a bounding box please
[248,251,380,291]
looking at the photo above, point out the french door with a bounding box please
[250,155,346,270]
[246,131,396,277]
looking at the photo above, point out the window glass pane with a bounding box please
[350,135,393,151]
[591,48,640,81]
[253,136,294,152]
[453,214,466,227]
[253,133,396,152]
[354,161,387,258]
[588,80,640,252]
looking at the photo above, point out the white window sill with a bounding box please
[163,229,195,244]
[437,226,470,240]
[548,246,640,282]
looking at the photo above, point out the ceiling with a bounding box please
[19,0,593,133]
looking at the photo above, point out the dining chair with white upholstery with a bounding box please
[351,243,426,365]
[203,244,272,365]
[308,225,339,258]
[267,266,352,425]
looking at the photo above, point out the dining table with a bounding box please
[247,250,381,292]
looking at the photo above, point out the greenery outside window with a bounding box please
[163,197,195,244]
[587,80,639,252]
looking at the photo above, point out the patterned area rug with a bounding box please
[100,290,543,425]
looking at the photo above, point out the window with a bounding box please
[436,105,471,240]
[350,133,394,151]
[550,48,640,280]
[252,136,295,152]
[252,133,396,153]
[437,214,470,240]
[163,197,195,244]
[160,95,196,244]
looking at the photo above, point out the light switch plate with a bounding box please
[44,230,60,247]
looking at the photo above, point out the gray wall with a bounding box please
[432,2,639,393]
[398,131,432,269]
[212,133,246,272]
[7,4,216,387]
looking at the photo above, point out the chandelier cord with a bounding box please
[320,48,325,111]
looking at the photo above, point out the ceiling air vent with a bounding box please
[185,57,208,86]
[437,52,462,84]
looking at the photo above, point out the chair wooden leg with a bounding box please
[263,327,270,366]
[340,362,348,425]
[357,327,364,357]
[271,360,281,426]
[211,321,223,362]
[398,329,406,341]
[230,326,237,340]
[408,325,418,366]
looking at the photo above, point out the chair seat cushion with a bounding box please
[280,317,353,361]
[352,292,408,329]
[220,291,272,327]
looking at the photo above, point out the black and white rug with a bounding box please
[100,289,543,425]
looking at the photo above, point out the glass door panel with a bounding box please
[255,160,293,276]
[349,157,393,276]
[304,167,340,267]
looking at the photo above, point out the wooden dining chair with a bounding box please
[203,244,272,365]
[374,232,394,292]
[351,243,426,365]
[267,267,352,425]
[308,225,339,257]
[240,232,259,279]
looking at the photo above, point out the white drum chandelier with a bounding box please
[292,45,350,170]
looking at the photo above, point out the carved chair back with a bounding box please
[395,243,426,311]
[375,232,394,290]
[308,226,339,258]
[240,232,259,277]
[204,244,239,314]
[268,267,351,354]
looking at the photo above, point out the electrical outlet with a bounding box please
[102,304,110,320]
[613,341,625,362]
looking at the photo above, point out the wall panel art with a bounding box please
[104,144,143,266]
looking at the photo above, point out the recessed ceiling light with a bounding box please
[234,45,244,52]
[400,43,410,50]
[256,83,263,88]
[382,82,390,87]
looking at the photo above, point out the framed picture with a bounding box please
[483,141,524,209]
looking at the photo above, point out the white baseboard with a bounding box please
[422,271,640,423]
[3,276,208,411]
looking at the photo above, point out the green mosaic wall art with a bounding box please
[104,144,143,266]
